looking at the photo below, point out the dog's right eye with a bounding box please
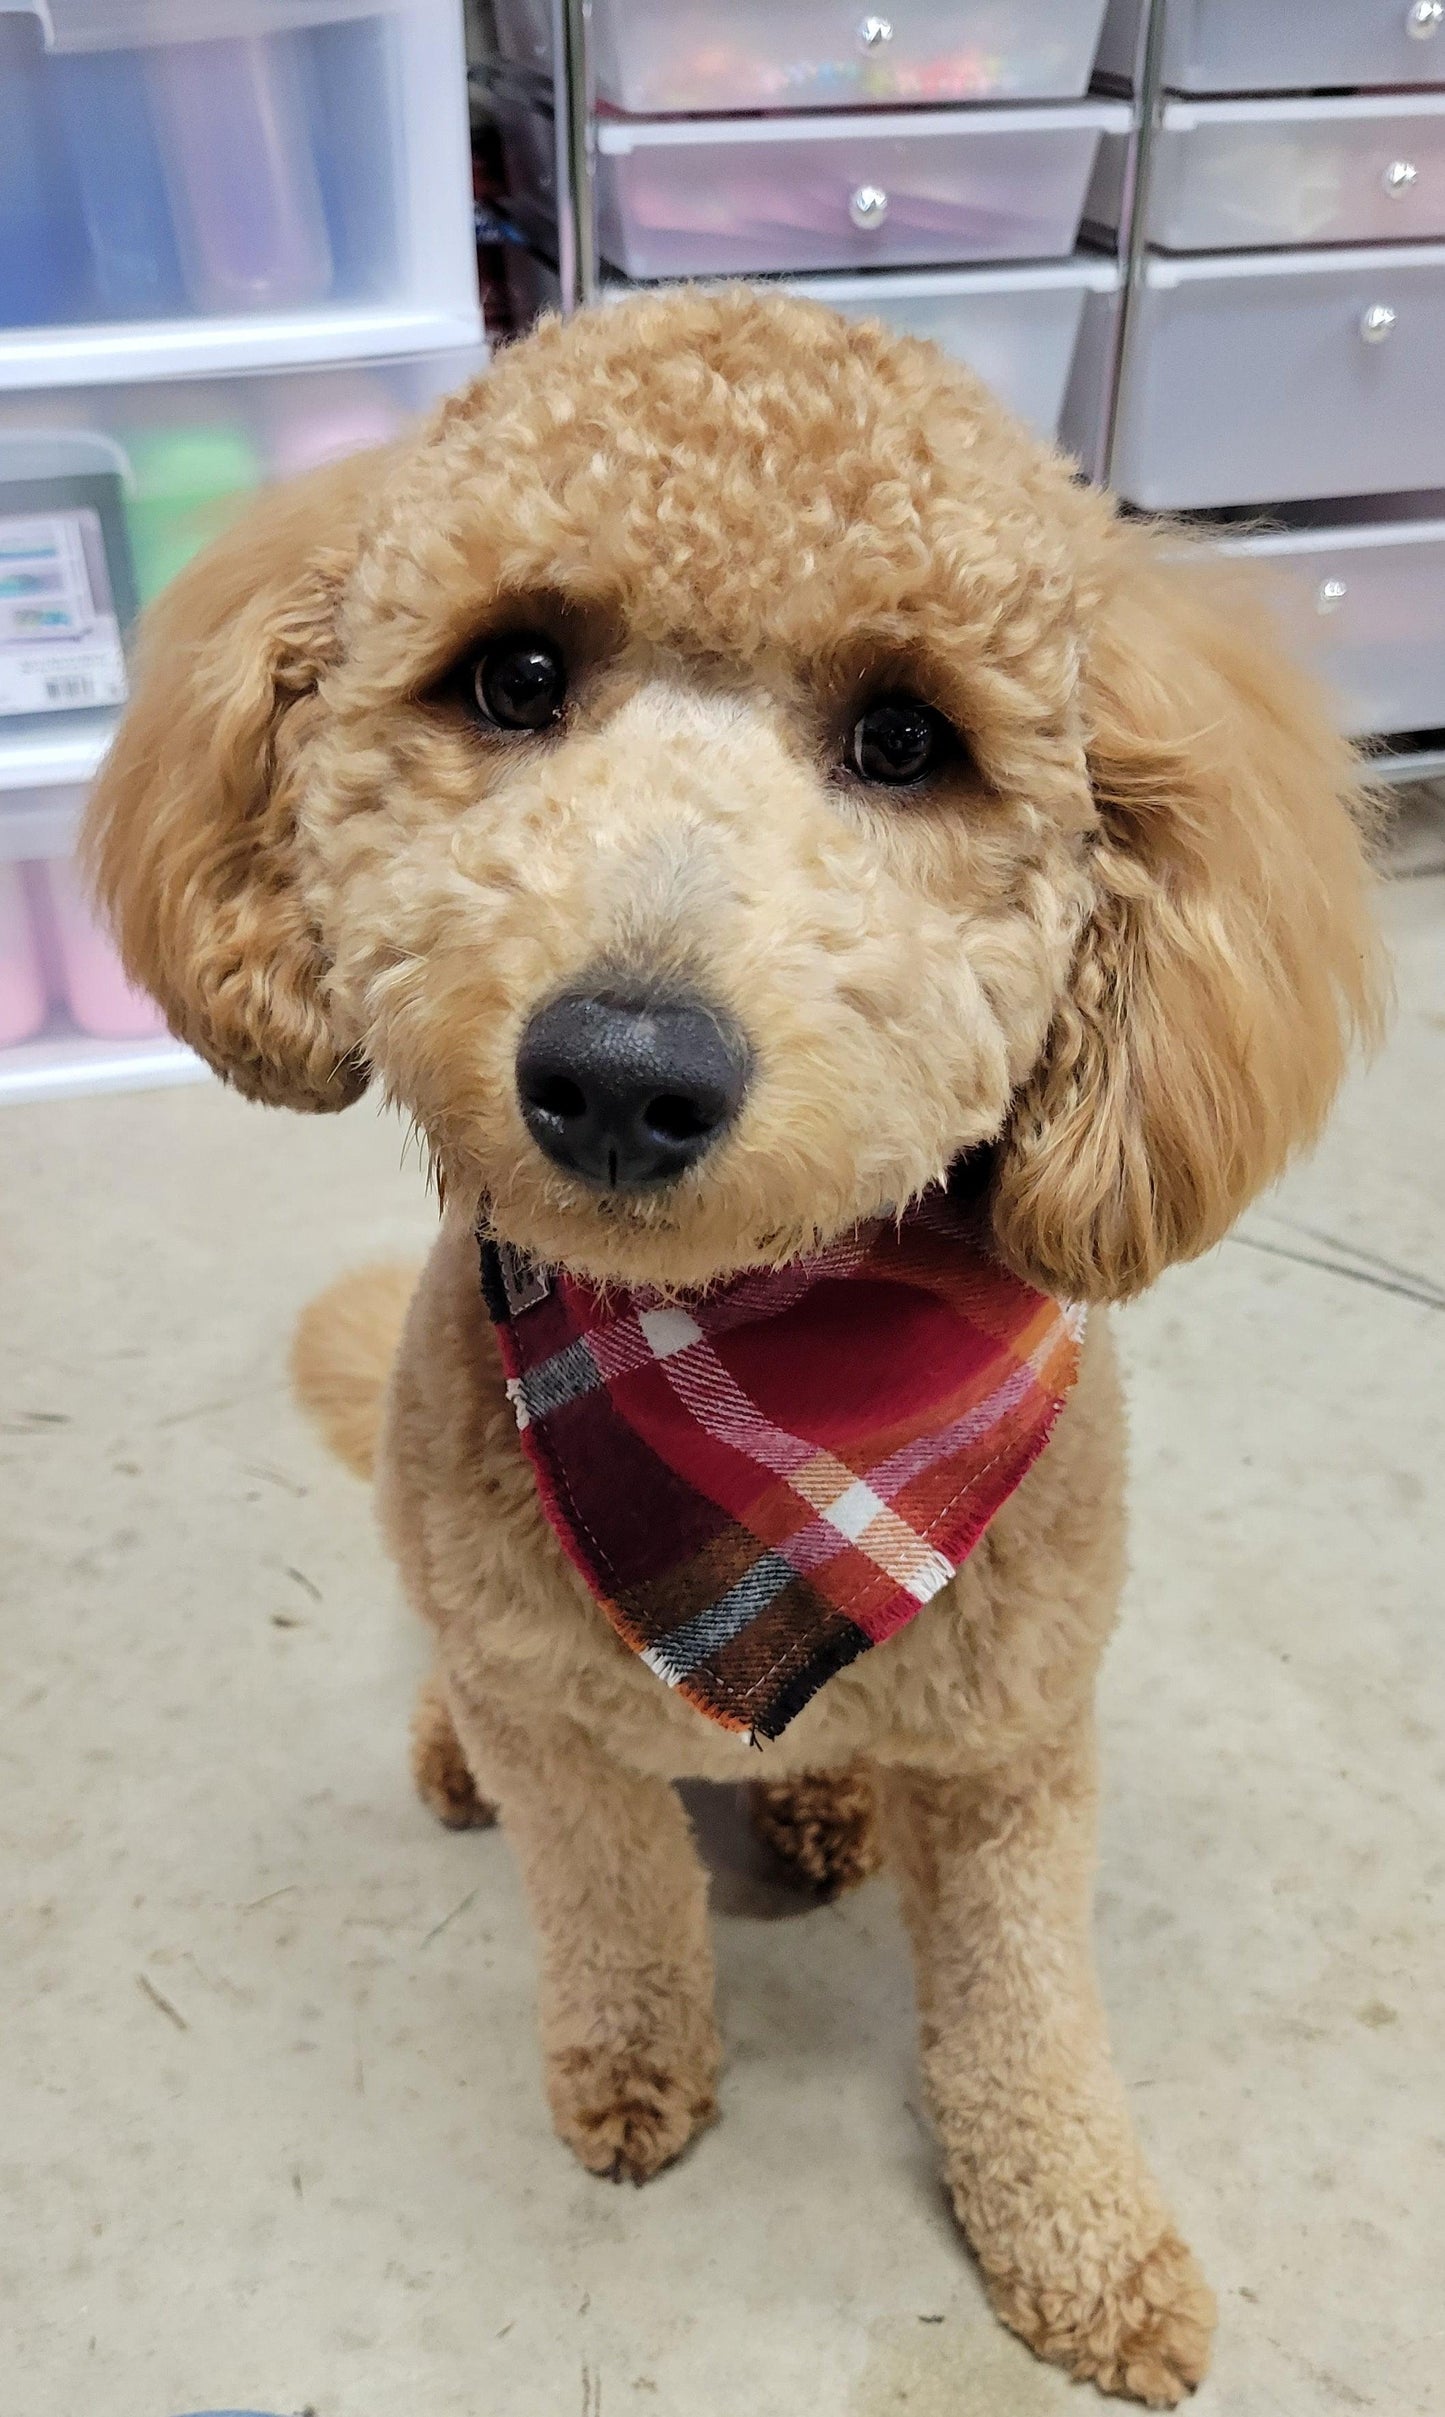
[471,635,567,731]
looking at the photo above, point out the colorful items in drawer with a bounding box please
[268,381,401,477]
[148,35,333,315]
[492,0,1112,113]
[51,49,186,318]
[582,107,1123,281]
[42,858,166,1041]
[0,18,91,328]
[123,425,262,605]
[608,39,1018,111]
[0,862,48,1048]
[0,17,381,328]
[0,860,164,1047]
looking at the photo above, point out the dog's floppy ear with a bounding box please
[992,522,1386,1303]
[83,448,385,1111]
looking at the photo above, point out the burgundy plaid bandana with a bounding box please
[480,1195,1084,1742]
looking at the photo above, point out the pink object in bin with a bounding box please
[0,862,48,1047]
[270,389,400,478]
[40,858,166,1041]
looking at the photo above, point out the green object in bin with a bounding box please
[124,424,261,603]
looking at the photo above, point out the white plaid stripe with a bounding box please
[643,1321,958,1601]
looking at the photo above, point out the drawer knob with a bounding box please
[858,12,895,46]
[1316,578,1349,615]
[849,182,890,230]
[1383,159,1419,196]
[1360,302,1397,342]
[1406,0,1443,34]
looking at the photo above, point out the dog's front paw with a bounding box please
[748,1761,883,1899]
[984,2228,1215,2408]
[547,2040,718,2184]
[411,1676,497,1830]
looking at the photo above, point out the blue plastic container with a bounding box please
[50,48,185,318]
[0,17,91,326]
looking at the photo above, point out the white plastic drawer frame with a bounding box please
[0,0,481,385]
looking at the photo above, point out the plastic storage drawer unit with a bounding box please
[1146,96,1445,253]
[1217,517,1445,739]
[0,0,477,360]
[1109,246,1445,510]
[489,0,1115,113]
[1096,0,1445,94]
[500,99,1129,280]
[0,351,482,628]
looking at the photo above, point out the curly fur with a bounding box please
[748,1761,883,1899]
[85,288,1384,2404]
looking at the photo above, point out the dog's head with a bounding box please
[86,290,1382,1298]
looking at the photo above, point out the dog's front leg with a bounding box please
[879,1717,1215,2408]
[445,1682,720,2184]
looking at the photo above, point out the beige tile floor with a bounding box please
[3,814,1443,2417]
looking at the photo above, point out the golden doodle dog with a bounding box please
[85,291,1382,2405]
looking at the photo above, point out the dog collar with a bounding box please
[478,1196,1084,1743]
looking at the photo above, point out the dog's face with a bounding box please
[86,292,1381,1300]
[302,303,1098,1285]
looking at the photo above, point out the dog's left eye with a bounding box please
[848,695,952,787]
[472,634,568,730]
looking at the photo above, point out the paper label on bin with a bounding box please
[0,510,129,718]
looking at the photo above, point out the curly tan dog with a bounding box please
[84,291,1381,2405]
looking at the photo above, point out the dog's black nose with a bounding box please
[516,991,749,1190]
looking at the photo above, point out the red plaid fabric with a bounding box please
[480,1194,1084,1742]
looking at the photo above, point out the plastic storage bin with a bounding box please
[1145,96,1445,254]
[0,350,483,624]
[0,16,96,328]
[1108,245,1445,510]
[498,98,1129,279]
[1096,0,1445,95]
[0,430,137,736]
[146,33,334,314]
[0,859,47,1046]
[0,0,478,359]
[490,0,1115,112]
[37,856,164,1039]
[1217,515,1445,739]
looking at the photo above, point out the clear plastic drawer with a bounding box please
[498,97,1129,280]
[0,836,198,1101]
[1218,516,1445,741]
[0,0,477,366]
[0,350,480,807]
[1096,0,1445,94]
[1109,246,1445,511]
[489,0,1114,113]
[1146,96,1445,253]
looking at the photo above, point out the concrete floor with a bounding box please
[3,821,1443,2417]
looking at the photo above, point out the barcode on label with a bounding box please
[43,674,100,703]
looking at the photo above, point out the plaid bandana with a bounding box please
[480,1193,1084,1743]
